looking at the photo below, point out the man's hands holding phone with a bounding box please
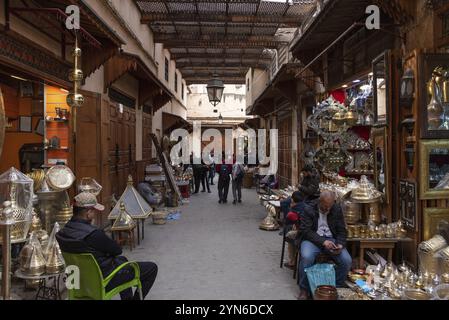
[323,240,343,254]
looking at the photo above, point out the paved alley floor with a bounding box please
[125,181,299,300]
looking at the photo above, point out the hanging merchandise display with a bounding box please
[0,167,33,243]
[314,141,350,173]
[307,96,354,143]
[44,222,65,274]
[66,36,84,110]
[19,231,47,276]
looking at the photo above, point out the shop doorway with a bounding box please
[0,73,45,174]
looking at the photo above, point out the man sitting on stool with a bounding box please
[297,191,352,300]
[56,192,158,300]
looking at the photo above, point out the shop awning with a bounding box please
[6,0,125,79]
[162,112,192,135]
[248,63,315,116]
[290,0,413,67]
[104,53,174,112]
[290,0,372,65]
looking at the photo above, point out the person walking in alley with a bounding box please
[200,160,211,193]
[232,159,245,204]
[216,153,232,203]
[208,152,216,185]
[56,192,158,300]
[192,155,203,194]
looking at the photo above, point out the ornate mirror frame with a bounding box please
[373,51,391,125]
[419,139,449,199]
[423,208,449,241]
[372,126,390,204]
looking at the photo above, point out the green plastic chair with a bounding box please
[62,252,142,300]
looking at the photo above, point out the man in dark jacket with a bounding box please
[280,165,319,224]
[216,153,232,204]
[56,192,158,300]
[297,191,352,300]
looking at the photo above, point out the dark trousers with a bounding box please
[232,178,242,201]
[106,262,158,300]
[209,166,215,185]
[194,172,202,193]
[201,171,210,192]
[218,176,230,201]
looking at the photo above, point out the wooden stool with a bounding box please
[112,227,136,251]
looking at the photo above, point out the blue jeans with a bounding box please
[298,239,352,292]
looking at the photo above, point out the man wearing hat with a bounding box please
[56,192,158,300]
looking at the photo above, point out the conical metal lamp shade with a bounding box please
[111,202,136,231]
[45,242,65,274]
[108,175,152,220]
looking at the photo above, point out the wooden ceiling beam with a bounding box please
[154,33,286,42]
[162,39,286,49]
[171,52,272,60]
[137,0,260,3]
[176,61,269,68]
[184,77,246,84]
[141,13,302,26]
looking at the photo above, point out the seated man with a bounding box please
[280,165,320,221]
[56,192,158,300]
[297,191,352,300]
[283,191,305,270]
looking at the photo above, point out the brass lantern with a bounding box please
[66,37,84,109]
[66,93,84,108]
[400,68,415,108]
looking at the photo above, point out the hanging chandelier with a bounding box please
[206,74,225,107]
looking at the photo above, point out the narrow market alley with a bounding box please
[126,183,298,300]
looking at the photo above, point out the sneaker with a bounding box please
[238,199,242,203]
[218,200,222,204]
[232,200,236,205]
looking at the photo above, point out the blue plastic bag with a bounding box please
[304,263,336,294]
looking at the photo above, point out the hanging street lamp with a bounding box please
[218,113,223,125]
[206,74,225,107]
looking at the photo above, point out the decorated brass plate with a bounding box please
[46,165,76,191]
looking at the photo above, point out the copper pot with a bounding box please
[314,285,338,300]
